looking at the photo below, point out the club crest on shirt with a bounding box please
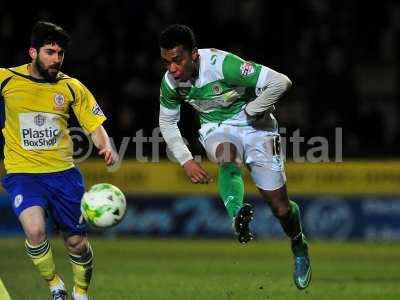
[240,62,255,76]
[177,88,190,98]
[53,93,66,111]
[212,83,221,94]
[14,194,23,208]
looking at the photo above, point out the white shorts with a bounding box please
[198,123,286,191]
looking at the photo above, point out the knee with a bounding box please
[271,203,291,220]
[66,236,88,255]
[267,195,291,219]
[216,143,238,163]
[260,186,291,220]
[26,225,46,245]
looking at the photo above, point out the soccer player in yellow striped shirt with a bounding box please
[0,21,118,300]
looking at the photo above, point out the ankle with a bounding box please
[74,285,88,295]
[48,274,61,288]
[291,234,308,257]
[291,232,304,244]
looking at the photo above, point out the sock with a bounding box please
[25,240,56,282]
[0,278,12,300]
[279,201,308,257]
[69,243,93,292]
[218,162,244,220]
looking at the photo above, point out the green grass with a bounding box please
[1,238,400,300]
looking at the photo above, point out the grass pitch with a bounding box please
[1,237,400,300]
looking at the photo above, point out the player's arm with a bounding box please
[0,68,12,93]
[159,77,211,184]
[70,79,118,166]
[159,105,211,184]
[222,53,292,117]
[90,125,118,166]
[244,67,292,117]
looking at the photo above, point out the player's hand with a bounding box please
[183,160,212,184]
[99,147,119,166]
[244,105,275,130]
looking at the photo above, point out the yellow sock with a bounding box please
[69,243,93,291]
[48,274,62,288]
[25,239,56,281]
[74,286,88,295]
[0,278,11,300]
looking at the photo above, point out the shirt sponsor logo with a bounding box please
[19,112,61,150]
[53,93,66,111]
[240,62,255,76]
[92,103,104,116]
[34,114,46,127]
[14,194,23,208]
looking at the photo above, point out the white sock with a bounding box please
[72,286,88,300]
[50,280,65,293]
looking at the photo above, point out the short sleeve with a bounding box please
[71,80,107,133]
[222,53,263,88]
[0,68,11,93]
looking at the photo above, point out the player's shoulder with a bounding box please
[198,48,230,68]
[199,48,229,59]
[0,64,26,82]
[0,67,11,76]
[0,67,11,83]
[197,48,230,83]
[59,73,86,91]
[57,71,76,84]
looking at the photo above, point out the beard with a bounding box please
[34,57,60,81]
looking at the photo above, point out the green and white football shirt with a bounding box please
[160,48,270,125]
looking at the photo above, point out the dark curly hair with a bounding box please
[30,21,71,50]
[159,24,196,51]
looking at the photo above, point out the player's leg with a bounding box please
[63,234,93,300]
[258,185,308,256]
[215,142,254,243]
[41,167,91,299]
[19,207,68,299]
[246,133,311,289]
[215,142,245,220]
[199,124,253,243]
[1,174,67,299]
[0,277,12,300]
[200,124,246,220]
[258,185,311,289]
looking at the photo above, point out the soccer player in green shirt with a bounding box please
[158,24,311,289]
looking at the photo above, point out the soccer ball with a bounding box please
[80,183,126,228]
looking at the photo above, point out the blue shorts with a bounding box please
[2,167,87,235]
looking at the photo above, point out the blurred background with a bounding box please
[0,0,399,238]
[1,1,400,299]
[0,0,399,157]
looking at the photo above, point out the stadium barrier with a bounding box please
[1,159,400,195]
[75,160,400,195]
[2,160,400,240]
[2,195,400,240]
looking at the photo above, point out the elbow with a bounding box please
[158,118,176,136]
[282,74,292,91]
[158,117,168,131]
